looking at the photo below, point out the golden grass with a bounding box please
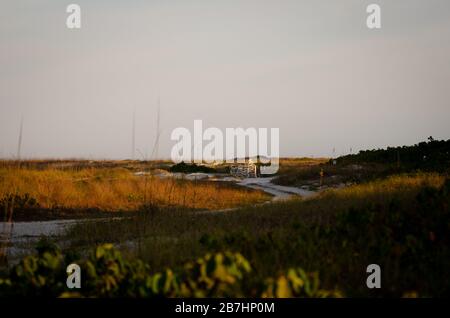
[0,167,268,211]
[276,157,329,176]
[278,157,329,166]
[316,173,445,208]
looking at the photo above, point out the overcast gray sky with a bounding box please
[1,0,450,159]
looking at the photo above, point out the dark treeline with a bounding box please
[334,137,450,172]
[169,161,217,173]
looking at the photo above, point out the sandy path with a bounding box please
[0,218,125,262]
[237,177,316,201]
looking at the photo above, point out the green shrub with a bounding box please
[0,239,65,296]
[169,162,216,174]
[262,268,342,298]
[0,243,337,298]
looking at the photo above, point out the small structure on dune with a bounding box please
[230,156,267,178]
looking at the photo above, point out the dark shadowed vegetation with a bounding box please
[0,242,341,298]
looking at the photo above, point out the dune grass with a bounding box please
[0,166,268,213]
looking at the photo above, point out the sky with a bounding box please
[1,0,450,159]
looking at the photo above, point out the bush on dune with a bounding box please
[0,242,339,298]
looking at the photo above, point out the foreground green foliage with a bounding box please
[262,268,342,298]
[0,243,339,298]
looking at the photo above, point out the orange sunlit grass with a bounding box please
[0,167,268,211]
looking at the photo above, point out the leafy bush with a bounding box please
[0,239,65,297]
[0,243,337,298]
[262,268,342,298]
[178,252,251,297]
[169,162,216,174]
